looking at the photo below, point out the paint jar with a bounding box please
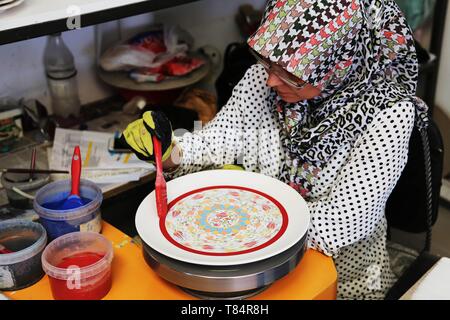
[33,179,103,240]
[0,220,47,290]
[1,172,50,209]
[41,232,113,300]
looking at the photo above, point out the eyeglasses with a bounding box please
[249,49,308,89]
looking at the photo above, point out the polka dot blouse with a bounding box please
[167,65,415,300]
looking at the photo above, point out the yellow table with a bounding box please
[3,222,337,300]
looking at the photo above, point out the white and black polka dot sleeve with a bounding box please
[306,101,416,257]
[167,65,271,178]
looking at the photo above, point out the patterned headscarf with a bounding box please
[247,0,428,199]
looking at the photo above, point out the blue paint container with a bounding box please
[33,179,103,240]
[0,220,47,290]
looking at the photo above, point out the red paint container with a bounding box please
[41,232,113,300]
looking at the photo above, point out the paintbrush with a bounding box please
[152,136,167,219]
[29,147,37,181]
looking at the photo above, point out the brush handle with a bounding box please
[71,146,82,197]
[153,137,163,174]
[152,136,167,219]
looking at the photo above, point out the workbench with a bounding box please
[2,221,338,300]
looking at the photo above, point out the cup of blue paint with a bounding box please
[33,179,103,240]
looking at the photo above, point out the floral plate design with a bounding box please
[161,186,288,255]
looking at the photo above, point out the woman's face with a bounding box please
[266,72,322,103]
[249,48,322,102]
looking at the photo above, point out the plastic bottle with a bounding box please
[43,33,81,118]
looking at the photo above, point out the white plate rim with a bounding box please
[0,0,16,6]
[0,0,24,12]
[136,170,310,266]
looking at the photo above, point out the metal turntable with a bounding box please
[142,234,307,300]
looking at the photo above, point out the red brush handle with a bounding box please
[152,136,167,219]
[71,146,82,197]
[153,137,163,174]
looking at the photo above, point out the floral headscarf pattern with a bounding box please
[248,0,428,199]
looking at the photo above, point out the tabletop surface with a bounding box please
[2,222,337,300]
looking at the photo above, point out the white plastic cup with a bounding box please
[0,220,47,290]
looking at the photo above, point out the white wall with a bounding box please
[0,0,265,112]
[435,2,450,118]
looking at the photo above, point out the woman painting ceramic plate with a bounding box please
[122,0,429,300]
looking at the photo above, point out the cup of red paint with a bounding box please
[41,232,113,300]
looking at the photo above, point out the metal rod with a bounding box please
[1,168,69,174]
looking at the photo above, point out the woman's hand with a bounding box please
[120,111,177,166]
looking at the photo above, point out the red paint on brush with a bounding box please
[48,252,112,300]
[152,136,167,219]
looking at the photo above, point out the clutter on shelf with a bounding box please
[0,97,24,153]
[173,88,217,124]
[100,25,206,83]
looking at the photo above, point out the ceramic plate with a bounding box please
[136,170,310,266]
[0,0,24,12]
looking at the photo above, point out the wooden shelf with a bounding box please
[0,0,200,45]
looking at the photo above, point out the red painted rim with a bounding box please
[159,185,289,256]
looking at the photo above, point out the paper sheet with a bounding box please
[50,128,154,184]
